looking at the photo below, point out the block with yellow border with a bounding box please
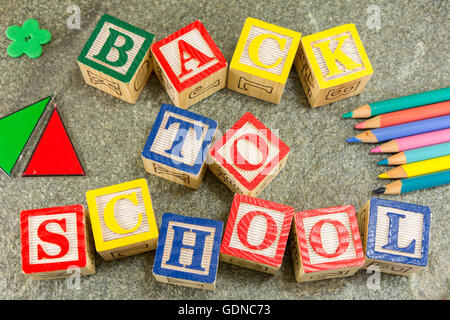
[294,24,373,108]
[86,178,158,260]
[228,18,301,104]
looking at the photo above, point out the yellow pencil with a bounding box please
[378,155,450,179]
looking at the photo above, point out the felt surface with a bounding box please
[0,0,448,299]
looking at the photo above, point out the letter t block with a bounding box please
[227,18,301,104]
[356,198,431,275]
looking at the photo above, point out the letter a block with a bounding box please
[142,103,218,189]
[20,205,95,280]
[151,20,227,109]
[295,24,373,108]
[227,18,301,104]
[78,14,155,103]
[356,198,430,276]
[291,205,365,282]
[208,112,290,197]
[153,213,223,290]
[220,194,294,274]
[86,178,158,260]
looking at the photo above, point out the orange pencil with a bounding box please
[355,100,450,129]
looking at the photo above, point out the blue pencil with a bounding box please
[373,170,450,194]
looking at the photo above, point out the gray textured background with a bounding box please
[0,0,448,299]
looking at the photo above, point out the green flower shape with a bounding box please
[6,19,51,59]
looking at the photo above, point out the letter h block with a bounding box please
[78,14,155,103]
[291,205,365,282]
[227,18,301,104]
[294,24,373,108]
[356,198,431,276]
[86,178,158,260]
[208,112,290,197]
[142,103,218,189]
[151,20,227,109]
[20,205,95,280]
[220,194,294,274]
[153,213,223,290]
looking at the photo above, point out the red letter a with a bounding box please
[177,39,215,78]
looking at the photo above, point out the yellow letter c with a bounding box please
[248,34,287,69]
[103,192,142,235]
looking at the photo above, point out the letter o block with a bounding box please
[20,205,95,280]
[86,178,158,260]
[208,112,290,197]
[291,205,364,282]
[294,24,373,108]
[78,14,155,103]
[356,198,430,275]
[220,194,294,274]
[228,18,301,104]
[151,20,227,109]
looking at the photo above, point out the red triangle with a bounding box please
[22,107,85,176]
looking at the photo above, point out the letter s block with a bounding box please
[291,205,365,282]
[151,20,227,109]
[356,198,430,275]
[142,103,218,189]
[227,18,301,104]
[153,213,223,290]
[208,112,290,197]
[86,178,158,260]
[78,14,155,103]
[294,24,373,108]
[20,205,95,280]
[220,194,294,274]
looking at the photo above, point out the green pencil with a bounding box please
[343,87,450,118]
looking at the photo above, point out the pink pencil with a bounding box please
[371,128,450,153]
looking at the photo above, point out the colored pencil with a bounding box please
[378,142,450,165]
[343,87,450,118]
[346,115,450,143]
[378,155,450,179]
[373,170,450,194]
[355,100,450,129]
[371,128,450,153]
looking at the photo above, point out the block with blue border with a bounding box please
[356,197,430,275]
[141,103,218,189]
[152,213,223,290]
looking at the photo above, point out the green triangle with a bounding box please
[0,97,51,176]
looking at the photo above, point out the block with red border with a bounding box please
[151,20,227,109]
[220,194,294,274]
[290,205,364,282]
[20,205,95,280]
[208,112,290,197]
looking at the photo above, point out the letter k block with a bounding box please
[78,14,155,103]
[86,179,158,260]
[142,103,218,189]
[153,213,223,290]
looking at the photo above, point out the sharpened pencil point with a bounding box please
[371,146,382,153]
[373,187,386,194]
[378,173,390,179]
[342,111,353,119]
[354,122,366,129]
[346,136,361,143]
[377,159,388,165]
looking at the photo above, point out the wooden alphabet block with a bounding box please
[356,197,430,276]
[86,178,158,260]
[20,205,95,280]
[227,17,301,104]
[220,194,294,274]
[151,20,227,109]
[142,103,218,189]
[294,24,373,108]
[78,14,155,103]
[208,112,290,197]
[291,205,365,282]
[153,213,223,290]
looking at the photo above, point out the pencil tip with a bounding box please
[377,159,388,165]
[378,173,390,179]
[342,111,353,119]
[371,146,382,153]
[346,137,361,143]
[354,122,365,129]
[373,187,386,194]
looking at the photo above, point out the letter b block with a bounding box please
[20,205,95,280]
[294,24,373,108]
[356,198,431,275]
[86,178,158,260]
[220,194,294,274]
[227,18,301,104]
[291,205,365,282]
[153,213,223,290]
[78,14,155,103]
